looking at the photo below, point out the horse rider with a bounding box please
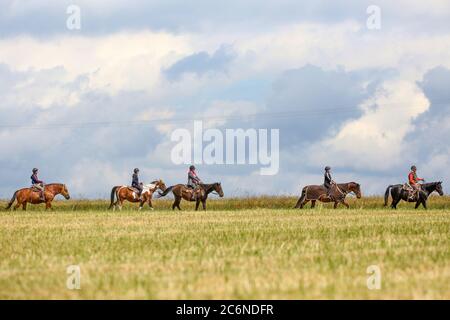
[324,166,334,198]
[31,168,45,201]
[187,165,202,200]
[408,165,424,199]
[131,168,143,198]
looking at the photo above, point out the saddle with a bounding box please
[402,183,420,200]
[127,186,140,193]
[30,185,43,192]
[185,185,203,200]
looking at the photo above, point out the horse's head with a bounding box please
[61,184,70,200]
[350,182,362,198]
[157,179,167,192]
[214,182,224,197]
[436,181,444,196]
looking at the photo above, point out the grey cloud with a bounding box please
[406,66,450,161]
[164,45,236,81]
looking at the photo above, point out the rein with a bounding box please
[335,183,348,196]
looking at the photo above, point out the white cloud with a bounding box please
[306,78,430,171]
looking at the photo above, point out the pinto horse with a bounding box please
[158,182,224,211]
[294,182,362,209]
[5,183,70,210]
[109,180,167,211]
[384,181,443,209]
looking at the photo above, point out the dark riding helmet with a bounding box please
[411,165,417,171]
[32,168,38,173]
[134,168,139,173]
[189,165,196,171]
[325,166,331,171]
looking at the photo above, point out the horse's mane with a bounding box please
[421,181,441,188]
[200,182,220,192]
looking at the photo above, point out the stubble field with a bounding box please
[0,196,449,299]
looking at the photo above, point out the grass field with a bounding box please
[0,196,449,299]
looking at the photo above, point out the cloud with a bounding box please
[404,66,450,182]
[1,2,450,198]
[164,45,236,81]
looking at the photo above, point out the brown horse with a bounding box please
[157,182,224,211]
[294,182,362,209]
[5,183,70,210]
[109,180,167,211]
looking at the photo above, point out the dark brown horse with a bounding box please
[109,180,167,211]
[158,182,224,211]
[5,183,70,210]
[294,182,362,209]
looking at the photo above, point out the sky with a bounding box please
[0,0,449,198]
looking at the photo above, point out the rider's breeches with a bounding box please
[33,183,44,191]
[133,183,143,194]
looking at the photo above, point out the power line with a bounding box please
[0,102,431,130]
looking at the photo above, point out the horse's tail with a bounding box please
[5,190,18,209]
[294,186,307,208]
[384,185,393,206]
[157,186,174,198]
[109,186,119,209]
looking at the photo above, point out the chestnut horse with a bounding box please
[5,183,70,210]
[158,182,224,211]
[294,182,361,209]
[109,180,167,211]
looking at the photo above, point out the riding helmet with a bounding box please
[32,168,38,173]
[190,165,196,170]
[325,166,331,171]
[134,168,139,173]
[411,165,417,171]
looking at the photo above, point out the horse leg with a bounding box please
[13,201,21,210]
[195,199,200,211]
[300,199,309,209]
[342,200,350,209]
[333,201,338,209]
[420,197,427,209]
[311,200,316,208]
[148,199,154,210]
[22,202,27,211]
[173,197,182,211]
[202,200,206,211]
[391,198,400,209]
[45,201,52,210]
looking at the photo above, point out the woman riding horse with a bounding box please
[109,180,167,210]
[295,181,362,209]
[6,183,70,210]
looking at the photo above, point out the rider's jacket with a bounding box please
[188,170,201,188]
[408,171,423,185]
[324,171,332,189]
[132,173,140,188]
[31,173,43,185]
